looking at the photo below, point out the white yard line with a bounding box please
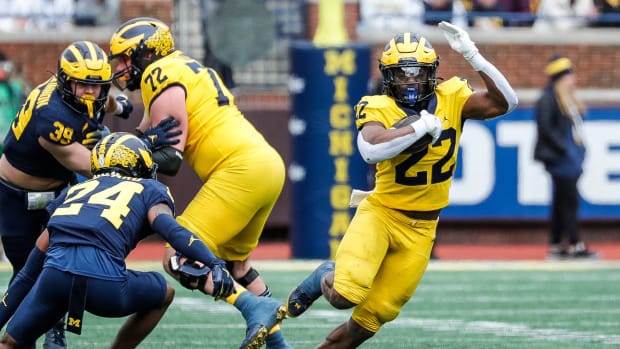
[2,259,616,272]
[76,297,620,347]
[141,301,620,346]
[387,318,620,345]
[105,259,620,272]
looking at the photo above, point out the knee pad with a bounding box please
[225,262,260,287]
[225,263,270,295]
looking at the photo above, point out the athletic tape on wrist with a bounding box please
[113,99,123,115]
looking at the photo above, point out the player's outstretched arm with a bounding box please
[438,21,518,119]
[149,204,235,298]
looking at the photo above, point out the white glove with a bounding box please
[438,21,478,60]
[411,110,443,143]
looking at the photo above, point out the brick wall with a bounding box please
[120,0,173,23]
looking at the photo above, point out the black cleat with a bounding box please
[43,321,67,349]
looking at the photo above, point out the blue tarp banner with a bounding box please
[443,107,620,220]
[289,41,371,259]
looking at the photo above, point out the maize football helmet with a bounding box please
[91,132,157,179]
[109,17,175,91]
[57,41,112,118]
[379,33,439,108]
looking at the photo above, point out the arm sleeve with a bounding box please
[151,214,217,266]
[357,130,425,164]
[468,53,518,114]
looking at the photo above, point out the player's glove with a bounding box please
[81,125,110,149]
[114,94,133,119]
[169,254,234,298]
[438,21,478,60]
[418,110,443,144]
[140,117,182,151]
[210,260,236,299]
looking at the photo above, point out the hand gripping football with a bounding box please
[391,113,434,154]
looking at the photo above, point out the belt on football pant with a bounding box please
[395,208,441,220]
[67,275,88,335]
[0,176,64,210]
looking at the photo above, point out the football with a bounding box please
[391,114,434,154]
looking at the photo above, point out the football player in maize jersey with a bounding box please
[108,17,289,349]
[0,41,133,349]
[0,132,237,349]
[285,22,518,348]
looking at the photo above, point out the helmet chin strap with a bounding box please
[125,66,143,91]
[112,69,130,91]
[79,95,96,118]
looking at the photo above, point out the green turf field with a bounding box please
[4,260,620,349]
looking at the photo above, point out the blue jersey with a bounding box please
[2,77,102,181]
[45,174,174,280]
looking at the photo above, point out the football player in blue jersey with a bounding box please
[0,132,236,349]
[0,41,134,349]
[285,22,518,348]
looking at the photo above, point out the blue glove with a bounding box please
[82,125,110,149]
[114,94,133,119]
[141,117,182,150]
[210,260,236,299]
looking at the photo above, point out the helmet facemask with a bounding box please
[382,64,437,107]
[59,78,112,118]
[110,43,152,91]
[379,32,439,110]
[57,41,113,119]
[109,17,175,91]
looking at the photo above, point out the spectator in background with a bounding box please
[0,52,26,156]
[497,0,535,26]
[534,55,598,260]
[533,0,596,31]
[590,0,620,26]
[0,51,26,264]
[423,0,469,28]
[10,0,74,31]
[359,0,425,32]
[73,0,119,27]
[469,0,505,28]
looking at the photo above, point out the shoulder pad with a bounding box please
[357,95,395,110]
[436,77,473,96]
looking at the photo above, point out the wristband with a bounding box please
[410,119,428,135]
[111,99,123,115]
